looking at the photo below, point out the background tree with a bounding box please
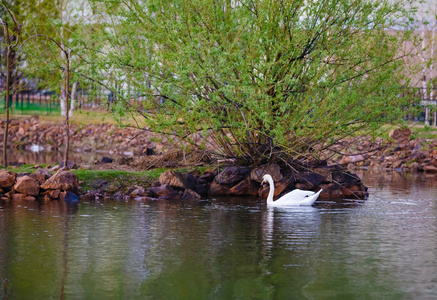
[0,1,23,167]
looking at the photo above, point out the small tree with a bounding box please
[0,2,72,168]
[0,2,23,167]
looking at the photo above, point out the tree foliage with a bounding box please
[88,0,420,165]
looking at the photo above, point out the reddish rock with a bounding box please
[389,128,411,144]
[149,184,181,199]
[11,193,26,201]
[250,164,282,182]
[424,165,437,173]
[0,169,16,190]
[50,189,61,199]
[229,177,259,196]
[13,176,40,196]
[40,171,79,193]
[29,169,52,185]
[208,181,231,196]
[181,189,201,200]
[159,170,189,189]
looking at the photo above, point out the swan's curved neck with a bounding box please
[266,177,275,204]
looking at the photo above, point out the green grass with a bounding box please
[3,165,210,193]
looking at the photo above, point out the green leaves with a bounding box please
[41,0,421,165]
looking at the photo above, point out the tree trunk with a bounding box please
[2,47,11,167]
[63,53,70,169]
[69,81,78,117]
[421,22,429,126]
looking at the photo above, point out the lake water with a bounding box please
[1,171,437,299]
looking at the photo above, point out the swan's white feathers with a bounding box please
[262,174,321,206]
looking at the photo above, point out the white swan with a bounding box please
[261,174,322,207]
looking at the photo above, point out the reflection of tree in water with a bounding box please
[0,198,76,298]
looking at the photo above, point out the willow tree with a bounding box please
[92,0,418,165]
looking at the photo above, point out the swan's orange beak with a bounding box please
[261,178,265,185]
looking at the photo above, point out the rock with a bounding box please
[319,183,344,200]
[11,193,26,201]
[339,155,365,165]
[182,173,197,190]
[296,172,326,188]
[101,156,114,164]
[229,177,259,196]
[29,168,52,185]
[389,128,411,144]
[159,170,189,189]
[342,184,365,197]
[0,170,16,190]
[250,164,282,182]
[129,187,147,197]
[60,191,80,204]
[424,165,437,173]
[181,189,201,200]
[331,171,361,184]
[208,181,231,196]
[215,166,251,185]
[409,162,420,172]
[149,184,181,199]
[50,189,61,199]
[41,171,79,193]
[105,182,122,194]
[13,176,40,196]
[195,184,209,197]
[198,172,215,184]
[409,151,429,162]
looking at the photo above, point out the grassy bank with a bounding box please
[0,108,144,126]
[5,164,209,193]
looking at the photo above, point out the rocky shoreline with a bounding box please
[0,162,368,204]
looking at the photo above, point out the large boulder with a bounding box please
[296,172,326,188]
[208,181,231,196]
[29,168,52,185]
[13,175,40,196]
[149,184,181,199]
[215,166,251,185]
[159,170,189,189]
[0,169,16,190]
[389,128,411,144]
[229,177,259,196]
[250,164,282,183]
[181,189,201,200]
[41,171,79,193]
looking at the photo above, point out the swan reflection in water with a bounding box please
[261,206,322,259]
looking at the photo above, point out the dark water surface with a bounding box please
[1,171,437,299]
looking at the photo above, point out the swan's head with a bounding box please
[261,174,272,185]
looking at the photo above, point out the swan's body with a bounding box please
[261,174,322,207]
